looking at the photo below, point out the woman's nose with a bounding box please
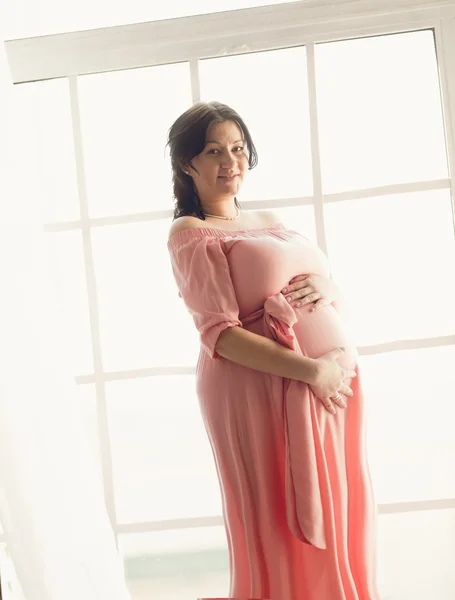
[220,155,236,167]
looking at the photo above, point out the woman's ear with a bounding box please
[181,161,197,177]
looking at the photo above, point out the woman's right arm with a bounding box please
[216,326,320,384]
[216,327,354,413]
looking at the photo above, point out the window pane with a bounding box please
[44,229,94,374]
[92,218,200,372]
[119,527,229,600]
[315,30,448,193]
[324,189,455,346]
[78,63,192,218]
[377,509,455,599]
[361,346,455,504]
[107,376,221,524]
[264,204,317,240]
[199,47,313,201]
[7,79,80,224]
[26,79,81,223]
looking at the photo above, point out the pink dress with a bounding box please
[167,222,380,600]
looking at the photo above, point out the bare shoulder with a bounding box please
[168,215,204,240]
[257,210,283,227]
[168,210,282,241]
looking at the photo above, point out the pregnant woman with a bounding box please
[166,101,380,600]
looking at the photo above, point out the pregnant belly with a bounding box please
[292,303,358,370]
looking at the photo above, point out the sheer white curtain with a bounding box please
[0,18,131,600]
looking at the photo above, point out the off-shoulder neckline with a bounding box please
[167,221,287,249]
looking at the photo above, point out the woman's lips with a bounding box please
[219,175,238,181]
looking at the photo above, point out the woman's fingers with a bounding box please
[319,366,357,414]
[332,394,347,409]
[340,384,354,397]
[323,393,346,413]
[325,385,354,413]
[322,392,352,414]
[323,398,336,414]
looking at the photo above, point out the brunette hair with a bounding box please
[165,101,258,221]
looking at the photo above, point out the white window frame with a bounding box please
[4,0,455,545]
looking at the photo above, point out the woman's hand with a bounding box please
[281,274,336,311]
[310,348,357,415]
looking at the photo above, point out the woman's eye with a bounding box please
[208,147,244,154]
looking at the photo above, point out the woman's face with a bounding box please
[184,120,249,205]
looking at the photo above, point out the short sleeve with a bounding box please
[167,233,243,359]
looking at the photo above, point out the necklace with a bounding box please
[204,204,241,221]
